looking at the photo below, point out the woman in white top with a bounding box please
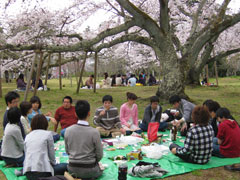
[23,114,67,180]
[20,101,32,135]
[102,72,112,88]
[1,107,24,167]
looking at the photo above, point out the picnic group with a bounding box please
[1,90,240,180]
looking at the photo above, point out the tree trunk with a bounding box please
[185,68,201,85]
[33,51,44,96]
[58,53,62,90]
[44,53,51,86]
[156,43,187,100]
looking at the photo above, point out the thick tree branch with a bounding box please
[190,0,207,36]
[115,0,165,45]
[207,48,240,64]
[159,0,170,34]
[94,34,156,52]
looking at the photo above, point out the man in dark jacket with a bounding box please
[139,96,168,131]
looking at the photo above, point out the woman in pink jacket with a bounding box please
[120,92,142,135]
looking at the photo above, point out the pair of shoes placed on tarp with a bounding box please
[224,164,240,172]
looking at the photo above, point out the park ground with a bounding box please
[0,76,240,180]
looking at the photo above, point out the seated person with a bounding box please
[121,74,127,86]
[139,96,169,132]
[148,74,157,86]
[169,95,195,136]
[212,108,240,158]
[94,95,125,137]
[115,74,122,86]
[54,96,78,137]
[3,91,25,139]
[138,74,145,85]
[20,101,32,135]
[85,75,94,89]
[65,100,103,179]
[128,74,137,87]
[1,107,24,167]
[16,74,26,90]
[111,74,116,86]
[120,92,141,135]
[102,72,112,88]
[203,99,221,137]
[28,96,57,125]
[24,114,67,179]
[169,106,214,164]
[31,78,44,90]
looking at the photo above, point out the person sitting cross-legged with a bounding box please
[65,100,103,179]
[169,106,214,164]
[212,108,240,158]
[139,96,169,132]
[1,107,25,167]
[23,114,67,180]
[54,96,78,137]
[94,95,125,138]
[120,92,142,135]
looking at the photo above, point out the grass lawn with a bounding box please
[0,76,240,179]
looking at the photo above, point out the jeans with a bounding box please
[25,163,67,180]
[60,128,66,138]
[2,154,25,167]
[126,129,142,135]
[212,137,224,158]
[139,122,168,132]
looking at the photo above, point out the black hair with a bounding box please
[31,114,48,130]
[216,107,231,119]
[75,100,90,119]
[169,95,181,104]
[5,91,20,106]
[102,95,113,103]
[63,96,73,104]
[30,96,42,109]
[203,100,220,113]
[130,74,135,78]
[90,74,94,78]
[19,74,24,80]
[20,101,32,116]
[117,74,121,77]
[7,107,21,124]
[126,92,137,100]
[104,72,108,79]
[150,96,159,103]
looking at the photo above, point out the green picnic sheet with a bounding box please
[0,130,240,180]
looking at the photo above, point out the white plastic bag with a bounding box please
[141,143,170,159]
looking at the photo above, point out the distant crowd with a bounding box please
[1,91,240,179]
[85,72,158,89]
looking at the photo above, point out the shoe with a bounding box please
[224,165,240,172]
[14,169,23,176]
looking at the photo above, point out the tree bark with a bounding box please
[76,52,87,93]
[93,52,98,93]
[156,40,187,99]
[33,51,44,96]
[24,52,38,101]
[44,53,51,86]
[58,53,62,90]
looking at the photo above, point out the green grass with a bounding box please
[1,76,240,179]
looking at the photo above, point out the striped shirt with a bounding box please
[176,124,214,164]
[93,106,122,130]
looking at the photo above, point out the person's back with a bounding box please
[116,77,122,86]
[65,125,102,164]
[24,130,55,175]
[128,77,136,87]
[65,100,103,179]
[218,119,240,158]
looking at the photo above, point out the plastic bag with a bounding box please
[141,143,170,159]
[147,122,159,142]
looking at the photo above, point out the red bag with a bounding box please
[147,122,159,142]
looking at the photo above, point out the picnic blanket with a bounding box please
[0,130,240,180]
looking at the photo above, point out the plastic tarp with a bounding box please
[0,131,240,180]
